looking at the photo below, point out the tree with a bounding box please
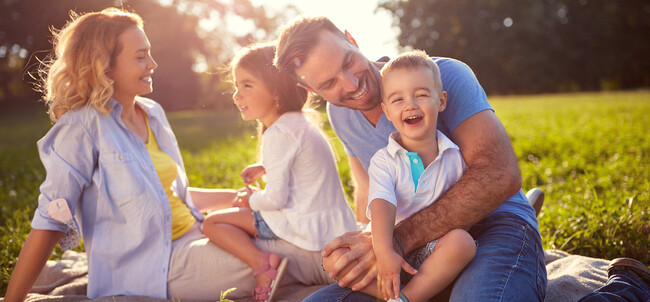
[0,0,287,112]
[378,0,650,94]
[0,0,115,111]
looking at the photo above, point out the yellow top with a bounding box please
[145,116,196,241]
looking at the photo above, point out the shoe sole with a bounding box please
[526,188,545,216]
[608,258,650,284]
[267,257,289,302]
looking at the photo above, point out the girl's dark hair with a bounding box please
[231,41,308,115]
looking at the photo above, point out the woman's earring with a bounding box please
[275,98,280,108]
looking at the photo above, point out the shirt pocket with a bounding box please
[99,150,146,200]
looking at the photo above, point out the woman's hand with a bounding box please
[241,163,265,185]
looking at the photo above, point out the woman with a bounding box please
[5,8,333,301]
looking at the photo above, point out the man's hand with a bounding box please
[321,230,378,290]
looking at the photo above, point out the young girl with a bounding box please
[201,42,357,302]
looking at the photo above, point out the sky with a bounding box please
[250,0,400,60]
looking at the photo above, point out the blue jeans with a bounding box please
[577,270,650,302]
[304,212,547,302]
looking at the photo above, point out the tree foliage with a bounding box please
[379,0,650,94]
[0,0,284,111]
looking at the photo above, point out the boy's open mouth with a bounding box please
[404,115,423,125]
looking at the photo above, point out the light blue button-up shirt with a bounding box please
[31,97,204,299]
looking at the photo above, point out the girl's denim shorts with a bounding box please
[252,211,280,240]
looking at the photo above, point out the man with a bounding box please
[275,16,546,301]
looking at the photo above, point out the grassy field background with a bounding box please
[1,91,648,294]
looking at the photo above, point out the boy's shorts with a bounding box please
[401,239,438,283]
[252,210,280,240]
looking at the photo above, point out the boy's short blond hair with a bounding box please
[380,50,443,93]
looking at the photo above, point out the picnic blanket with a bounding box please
[5,249,609,302]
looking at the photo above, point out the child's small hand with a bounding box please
[232,187,252,208]
[241,163,265,185]
[376,250,417,300]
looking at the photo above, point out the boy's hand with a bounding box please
[376,250,417,300]
[241,163,265,185]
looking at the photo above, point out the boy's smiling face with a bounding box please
[381,66,447,146]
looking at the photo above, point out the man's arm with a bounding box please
[394,110,522,253]
[349,156,370,223]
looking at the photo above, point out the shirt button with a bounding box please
[118,154,123,160]
[413,158,419,164]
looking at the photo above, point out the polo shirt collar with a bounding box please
[386,132,405,157]
[386,130,460,158]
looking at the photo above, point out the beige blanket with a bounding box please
[4,249,609,302]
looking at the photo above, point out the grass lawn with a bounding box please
[1,90,648,294]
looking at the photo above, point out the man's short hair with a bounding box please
[274,16,346,81]
[380,50,443,91]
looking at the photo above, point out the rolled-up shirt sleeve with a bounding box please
[249,127,299,211]
[31,117,96,239]
[367,151,398,220]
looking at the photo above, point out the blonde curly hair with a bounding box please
[38,7,143,122]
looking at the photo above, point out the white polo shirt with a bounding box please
[367,130,467,224]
